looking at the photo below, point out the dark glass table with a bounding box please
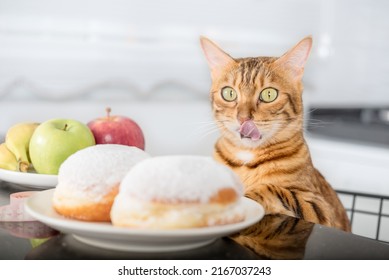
[1,180,389,260]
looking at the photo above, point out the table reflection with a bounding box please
[233,214,314,259]
[25,234,262,260]
[20,214,314,260]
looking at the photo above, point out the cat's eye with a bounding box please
[259,87,278,103]
[221,87,237,102]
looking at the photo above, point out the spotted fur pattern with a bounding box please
[200,36,350,231]
[231,214,314,259]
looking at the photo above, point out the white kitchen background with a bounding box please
[0,0,388,242]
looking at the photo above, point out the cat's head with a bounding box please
[200,36,312,149]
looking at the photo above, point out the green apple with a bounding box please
[29,119,96,175]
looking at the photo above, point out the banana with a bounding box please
[0,143,18,171]
[5,122,40,172]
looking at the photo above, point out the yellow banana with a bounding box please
[0,143,18,171]
[5,122,40,172]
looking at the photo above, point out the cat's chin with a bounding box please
[239,138,263,148]
[233,135,264,149]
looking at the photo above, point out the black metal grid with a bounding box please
[336,190,389,243]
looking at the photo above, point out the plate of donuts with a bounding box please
[0,168,57,189]
[25,189,265,252]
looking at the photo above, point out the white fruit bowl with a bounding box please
[0,168,57,189]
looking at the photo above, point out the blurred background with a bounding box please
[0,0,388,241]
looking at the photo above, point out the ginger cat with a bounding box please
[200,36,350,231]
[232,214,314,259]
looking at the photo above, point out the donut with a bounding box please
[110,155,246,229]
[52,144,150,222]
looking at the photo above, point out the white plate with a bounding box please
[25,189,265,252]
[0,168,57,189]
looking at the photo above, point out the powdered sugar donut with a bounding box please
[52,144,150,222]
[110,155,246,229]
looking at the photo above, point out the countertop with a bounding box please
[1,180,389,260]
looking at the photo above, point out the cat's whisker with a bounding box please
[190,123,218,136]
[195,127,222,142]
[304,119,333,130]
[306,108,319,114]
[189,120,218,128]
[306,117,332,122]
[306,120,334,125]
[203,127,221,137]
[192,124,219,134]
[189,119,238,142]
[189,121,218,126]
[187,120,223,141]
[188,119,218,125]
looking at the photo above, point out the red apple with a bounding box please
[87,107,145,150]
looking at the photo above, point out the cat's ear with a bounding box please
[273,36,312,81]
[200,36,235,77]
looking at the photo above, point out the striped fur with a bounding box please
[201,36,351,231]
[231,214,314,259]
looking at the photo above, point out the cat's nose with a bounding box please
[238,116,252,125]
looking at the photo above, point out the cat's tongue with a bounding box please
[239,120,261,141]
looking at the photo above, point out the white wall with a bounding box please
[1,0,388,110]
